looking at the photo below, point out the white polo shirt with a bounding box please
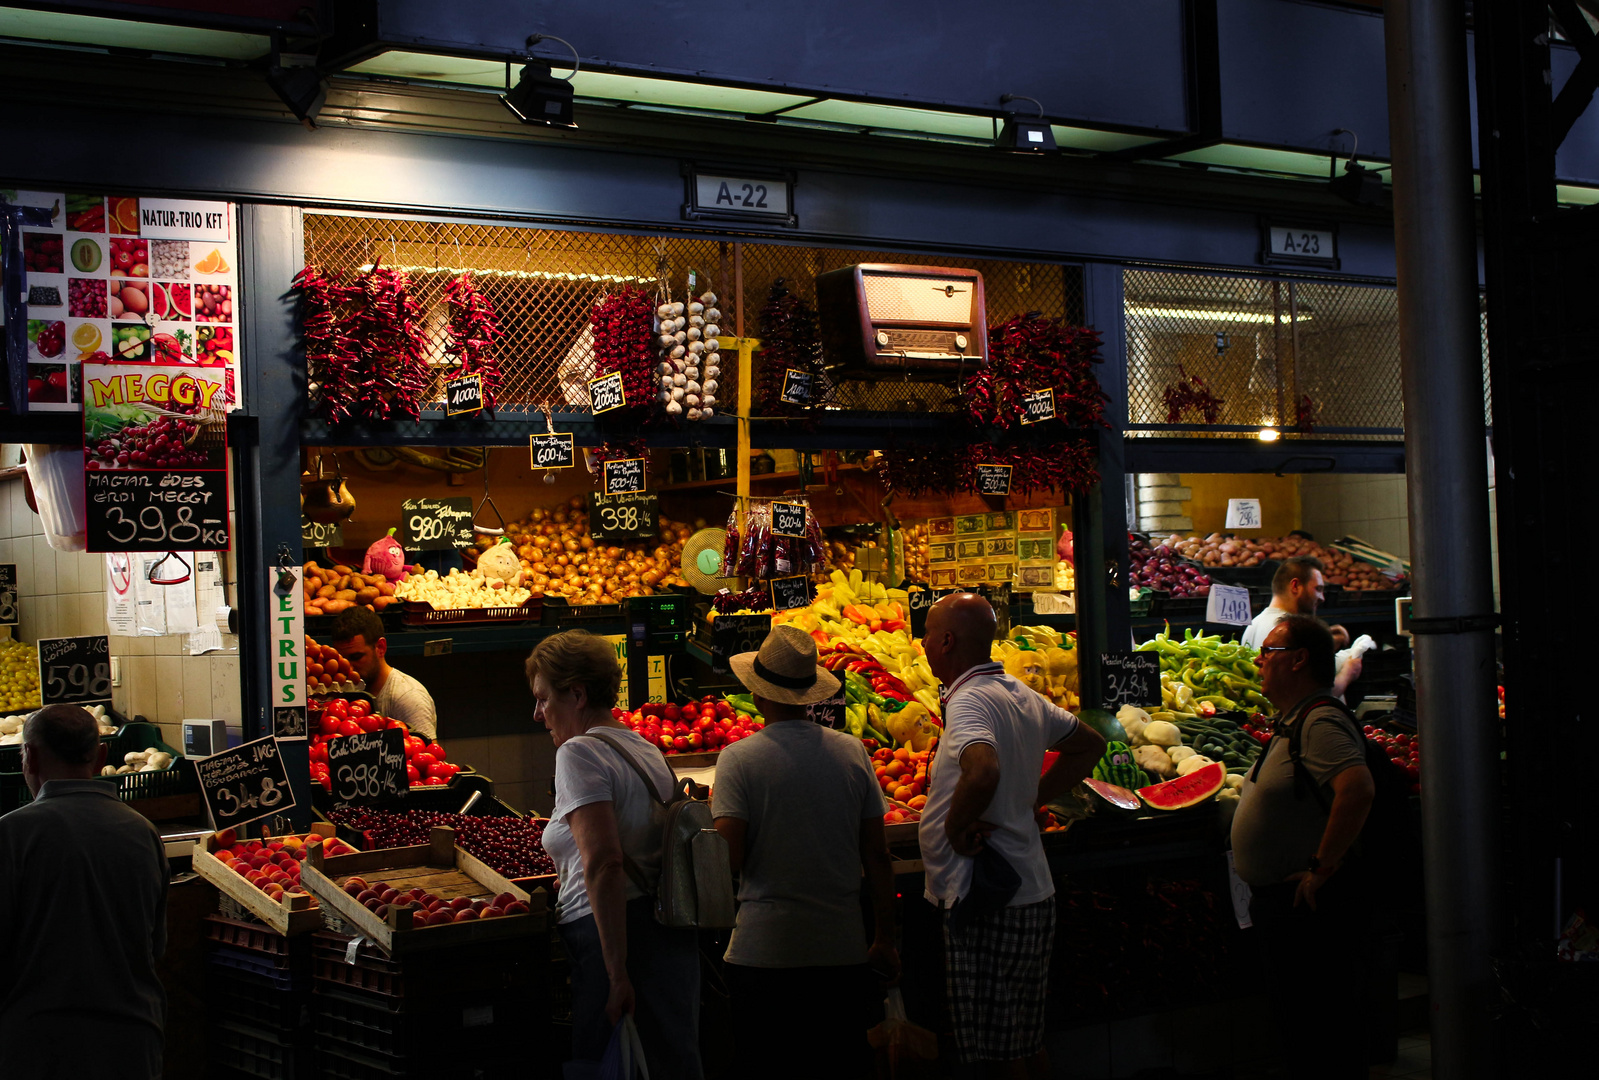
[918,662,1078,907]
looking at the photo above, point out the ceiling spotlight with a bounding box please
[501,34,579,127]
[1258,427,1281,442]
[995,94,1057,153]
[266,36,326,127]
[1328,127,1386,206]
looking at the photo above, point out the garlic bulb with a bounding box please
[672,373,686,387]
[704,324,720,338]
[688,407,702,420]
[658,334,676,349]
[703,379,719,394]
[671,387,686,402]
[670,302,685,316]
[689,315,705,328]
[705,308,722,322]
[656,303,673,318]
[685,366,700,380]
[688,340,705,355]
[689,301,705,315]
[685,381,701,394]
[657,361,673,375]
[670,345,687,359]
[687,327,702,341]
[700,291,718,306]
[701,405,716,417]
[667,401,683,415]
[702,394,717,407]
[705,338,720,352]
[685,393,701,407]
[673,331,687,345]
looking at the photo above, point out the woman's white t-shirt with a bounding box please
[543,727,677,925]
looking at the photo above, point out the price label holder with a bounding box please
[779,368,814,406]
[301,516,342,548]
[590,492,659,542]
[769,575,814,612]
[1098,651,1161,711]
[529,432,575,470]
[589,371,626,414]
[0,564,16,626]
[1206,582,1253,626]
[770,501,807,538]
[195,734,296,831]
[325,728,409,809]
[444,373,483,417]
[603,457,646,496]
[401,497,475,550]
[710,613,771,676]
[1019,388,1056,425]
[1225,498,1262,530]
[37,634,112,706]
[975,463,1013,496]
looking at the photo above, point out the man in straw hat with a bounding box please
[712,624,897,1078]
[918,592,1106,1078]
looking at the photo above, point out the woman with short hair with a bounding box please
[526,630,703,1079]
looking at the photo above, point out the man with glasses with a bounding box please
[1241,557,1362,698]
[1231,614,1376,1079]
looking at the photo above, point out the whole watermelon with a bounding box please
[1077,707,1127,744]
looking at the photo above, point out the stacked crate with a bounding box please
[203,914,313,1079]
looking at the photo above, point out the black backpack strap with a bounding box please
[1283,695,1360,812]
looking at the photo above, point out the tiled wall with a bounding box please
[1,471,241,751]
[1298,473,1411,560]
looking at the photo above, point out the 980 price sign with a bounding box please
[37,635,113,706]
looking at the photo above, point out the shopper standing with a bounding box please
[1231,614,1376,1080]
[917,593,1106,1078]
[0,704,168,1079]
[713,624,897,1078]
[527,630,703,1080]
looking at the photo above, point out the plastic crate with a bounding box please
[1148,591,1208,618]
[206,964,310,1035]
[540,596,623,627]
[204,914,312,966]
[1204,561,1280,588]
[315,1043,419,1079]
[210,1019,308,1080]
[210,945,306,991]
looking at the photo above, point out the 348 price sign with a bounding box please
[37,635,113,706]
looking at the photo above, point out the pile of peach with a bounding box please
[210,829,358,904]
[340,876,530,925]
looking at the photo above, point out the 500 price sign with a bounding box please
[86,471,230,553]
[195,735,296,831]
[37,635,112,706]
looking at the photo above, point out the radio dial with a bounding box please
[953,334,968,351]
[875,330,890,348]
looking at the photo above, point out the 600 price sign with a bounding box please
[37,635,112,706]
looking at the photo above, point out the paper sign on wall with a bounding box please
[1206,582,1253,626]
[1225,498,1262,529]
[104,552,136,636]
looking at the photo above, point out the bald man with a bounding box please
[0,705,168,1079]
[917,593,1105,1078]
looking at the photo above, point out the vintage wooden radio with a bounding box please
[816,264,988,380]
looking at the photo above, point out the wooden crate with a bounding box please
[191,823,332,937]
[302,826,548,957]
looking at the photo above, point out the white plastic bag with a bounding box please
[22,444,85,551]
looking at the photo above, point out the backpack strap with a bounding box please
[570,728,683,898]
[1282,695,1361,812]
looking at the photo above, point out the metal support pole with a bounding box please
[1384,2,1501,1075]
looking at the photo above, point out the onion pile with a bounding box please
[1130,534,1212,598]
[1161,533,1403,589]
[472,495,693,603]
[655,290,722,420]
[326,807,554,880]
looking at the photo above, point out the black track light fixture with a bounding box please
[266,33,326,128]
[995,94,1057,153]
[1328,128,1387,207]
[500,34,579,128]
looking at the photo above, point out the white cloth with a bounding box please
[544,727,677,925]
[918,663,1078,908]
[374,666,437,741]
[1240,604,1291,650]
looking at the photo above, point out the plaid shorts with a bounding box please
[941,896,1056,1063]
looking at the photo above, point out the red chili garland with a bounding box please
[589,285,656,423]
[294,261,429,423]
[1161,365,1225,425]
[755,279,826,415]
[881,441,1099,498]
[293,264,359,425]
[963,313,1110,432]
[444,273,504,414]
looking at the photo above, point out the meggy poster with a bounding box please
[7,189,241,412]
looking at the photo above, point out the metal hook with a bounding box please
[472,453,506,535]
[148,551,192,586]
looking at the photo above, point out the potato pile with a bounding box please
[469,495,692,604]
[1159,533,1402,590]
[303,562,400,616]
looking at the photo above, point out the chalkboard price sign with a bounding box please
[529,433,576,470]
[301,516,342,547]
[0,564,16,626]
[589,371,626,414]
[907,585,951,637]
[401,497,475,550]
[590,492,659,541]
[1019,388,1056,425]
[603,457,646,495]
[710,613,771,675]
[86,470,230,553]
[770,501,807,538]
[769,575,814,611]
[195,735,296,831]
[1099,652,1161,711]
[444,374,483,416]
[806,692,846,730]
[325,728,409,809]
[975,464,1013,496]
[37,635,112,706]
[780,368,814,406]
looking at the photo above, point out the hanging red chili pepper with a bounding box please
[444,272,504,414]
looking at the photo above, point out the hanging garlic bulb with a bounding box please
[688,301,705,315]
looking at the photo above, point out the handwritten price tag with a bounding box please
[975,464,1012,495]
[529,433,575,470]
[325,728,409,808]
[603,457,646,495]
[1099,652,1160,709]
[710,613,771,675]
[401,497,475,550]
[779,368,813,406]
[589,371,626,414]
[590,492,658,541]
[1206,582,1253,626]
[37,635,112,705]
[195,735,296,830]
[770,501,807,538]
[1225,498,1262,529]
[444,373,483,416]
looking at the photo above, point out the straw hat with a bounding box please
[730,624,841,706]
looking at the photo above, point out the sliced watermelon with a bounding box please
[1136,761,1225,810]
[1084,778,1141,810]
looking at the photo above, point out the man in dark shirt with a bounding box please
[0,704,169,1079]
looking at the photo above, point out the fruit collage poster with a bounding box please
[7,189,242,413]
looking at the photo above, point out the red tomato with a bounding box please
[349,700,371,718]
[427,762,452,780]
[336,720,361,737]
[426,776,447,787]
[413,752,437,769]
[309,743,328,764]
[406,764,420,782]
[357,714,383,733]
[428,743,447,760]
[324,698,349,718]
[318,714,341,736]
[404,735,424,755]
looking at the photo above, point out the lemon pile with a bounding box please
[0,639,41,716]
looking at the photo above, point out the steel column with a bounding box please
[1384,2,1502,1074]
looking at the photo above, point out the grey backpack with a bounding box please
[578,729,736,929]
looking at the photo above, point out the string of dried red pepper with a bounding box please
[444,272,504,414]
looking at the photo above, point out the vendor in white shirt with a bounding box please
[328,607,438,740]
[1240,556,1362,698]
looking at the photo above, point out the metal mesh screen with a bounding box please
[302,214,1084,417]
[1124,269,1404,439]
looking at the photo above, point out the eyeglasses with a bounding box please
[1259,645,1298,655]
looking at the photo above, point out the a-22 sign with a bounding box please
[684,166,796,228]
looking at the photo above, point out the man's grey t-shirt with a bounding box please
[0,779,168,1079]
[712,721,883,968]
[1231,699,1367,886]
[376,666,437,740]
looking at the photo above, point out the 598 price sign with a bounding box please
[37,635,113,706]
